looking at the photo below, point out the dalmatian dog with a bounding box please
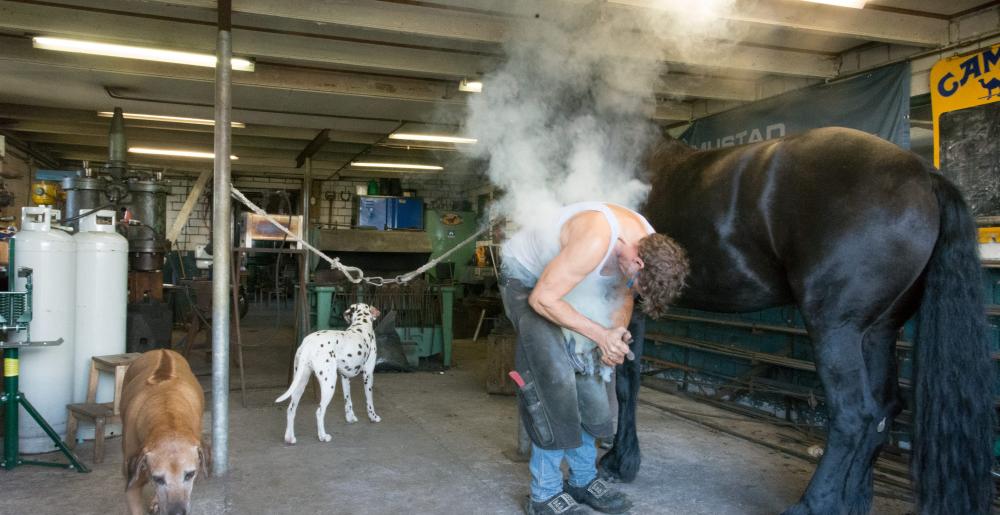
[276,303,381,444]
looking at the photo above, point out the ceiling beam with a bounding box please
[0,103,384,144]
[156,0,508,44]
[296,129,330,168]
[28,137,444,162]
[0,0,837,78]
[33,128,450,158]
[608,0,948,47]
[0,37,462,104]
[15,130,366,154]
[3,119,383,145]
[0,0,492,79]
[658,75,758,102]
[160,0,947,49]
[53,149,472,179]
[653,102,692,122]
[0,32,766,109]
[51,146,352,170]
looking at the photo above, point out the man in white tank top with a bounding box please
[500,202,689,515]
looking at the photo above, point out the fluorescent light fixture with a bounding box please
[458,79,483,93]
[32,37,255,71]
[129,147,238,160]
[802,0,866,7]
[388,133,478,144]
[351,161,443,171]
[98,111,245,128]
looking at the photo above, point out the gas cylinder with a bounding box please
[71,210,128,439]
[14,206,76,452]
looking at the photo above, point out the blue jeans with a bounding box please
[529,429,597,502]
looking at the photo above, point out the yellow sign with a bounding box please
[930,44,1000,166]
[4,357,18,377]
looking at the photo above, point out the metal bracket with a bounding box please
[0,338,64,349]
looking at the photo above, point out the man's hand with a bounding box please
[599,327,632,366]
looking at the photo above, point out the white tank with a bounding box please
[14,206,76,453]
[71,210,128,440]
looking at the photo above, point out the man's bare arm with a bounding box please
[527,213,631,365]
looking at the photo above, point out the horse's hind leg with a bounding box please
[783,322,902,515]
[598,313,645,482]
[847,322,904,512]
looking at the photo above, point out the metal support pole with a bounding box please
[302,158,312,271]
[210,0,233,478]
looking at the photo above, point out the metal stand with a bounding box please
[1,342,89,472]
[230,251,247,408]
[0,238,88,472]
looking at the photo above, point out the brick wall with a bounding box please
[167,176,303,252]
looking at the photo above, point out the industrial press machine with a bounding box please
[56,108,172,352]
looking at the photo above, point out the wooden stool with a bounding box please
[65,352,142,464]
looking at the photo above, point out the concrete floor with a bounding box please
[0,308,913,514]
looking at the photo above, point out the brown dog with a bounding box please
[121,349,208,515]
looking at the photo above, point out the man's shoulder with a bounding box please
[563,210,611,231]
[561,211,612,249]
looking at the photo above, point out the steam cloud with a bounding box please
[464,0,737,229]
[462,1,738,379]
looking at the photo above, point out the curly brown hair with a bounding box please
[636,234,690,319]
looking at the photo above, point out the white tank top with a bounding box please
[502,201,654,285]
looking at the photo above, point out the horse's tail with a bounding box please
[913,172,994,514]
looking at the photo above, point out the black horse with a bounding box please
[599,127,994,514]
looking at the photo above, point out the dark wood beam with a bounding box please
[296,129,329,168]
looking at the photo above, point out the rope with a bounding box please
[230,185,486,286]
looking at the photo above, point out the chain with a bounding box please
[230,185,485,286]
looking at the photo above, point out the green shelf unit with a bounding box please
[306,284,455,367]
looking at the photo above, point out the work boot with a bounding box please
[523,492,586,514]
[564,478,632,514]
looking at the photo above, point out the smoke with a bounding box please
[463,0,737,229]
[462,1,739,377]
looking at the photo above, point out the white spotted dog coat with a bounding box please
[276,303,381,444]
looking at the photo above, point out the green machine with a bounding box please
[0,239,88,472]
[425,209,480,295]
[308,285,456,367]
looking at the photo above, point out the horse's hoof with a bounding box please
[598,450,639,483]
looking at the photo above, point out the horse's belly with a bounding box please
[676,284,791,313]
[672,246,793,313]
